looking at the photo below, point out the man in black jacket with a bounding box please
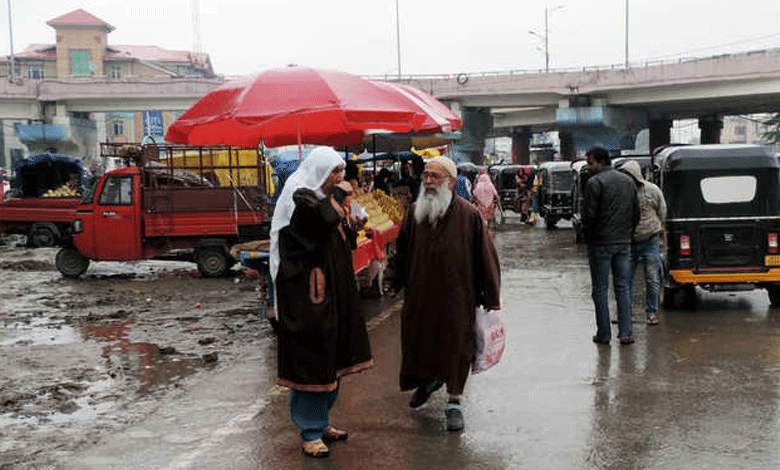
[583,147,640,345]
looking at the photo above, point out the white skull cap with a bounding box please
[426,156,457,178]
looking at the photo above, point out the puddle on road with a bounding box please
[82,320,208,396]
[0,317,81,346]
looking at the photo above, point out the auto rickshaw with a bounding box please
[655,144,780,308]
[570,159,589,243]
[537,161,574,229]
[489,164,519,210]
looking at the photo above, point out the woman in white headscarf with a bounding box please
[270,146,373,458]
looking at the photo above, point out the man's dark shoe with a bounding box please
[592,335,610,345]
[446,408,464,431]
[409,380,443,408]
[619,336,635,345]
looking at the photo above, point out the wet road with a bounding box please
[7,217,780,469]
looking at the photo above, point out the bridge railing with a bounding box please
[360,47,780,82]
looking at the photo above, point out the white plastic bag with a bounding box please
[472,306,506,374]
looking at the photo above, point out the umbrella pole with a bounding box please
[297,118,303,162]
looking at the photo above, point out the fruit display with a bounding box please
[42,184,80,198]
[349,190,406,243]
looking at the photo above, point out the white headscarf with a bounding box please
[270,147,345,284]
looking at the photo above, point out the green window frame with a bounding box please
[69,50,91,76]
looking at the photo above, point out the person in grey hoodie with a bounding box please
[619,160,667,325]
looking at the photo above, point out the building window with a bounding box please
[109,64,121,79]
[69,50,91,76]
[27,65,44,79]
[735,126,747,136]
[111,120,124,136]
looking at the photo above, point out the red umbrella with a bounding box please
[165,66,461,148]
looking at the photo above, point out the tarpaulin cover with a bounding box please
[11,153,86,197]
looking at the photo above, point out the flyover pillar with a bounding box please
[511,127,531,164]
[698,115,722,144]
[559,131,575,160]
[453,107,492,164]
[649,118,672,153]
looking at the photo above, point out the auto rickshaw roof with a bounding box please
[496,164,521,173]
[538,161,572,171]
[656,144,778,171]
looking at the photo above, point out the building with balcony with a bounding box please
[0,9,223,174]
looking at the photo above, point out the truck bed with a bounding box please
[142,187,266,238]
[0,197,80,225]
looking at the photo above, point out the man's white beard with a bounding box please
[414,181,453,226]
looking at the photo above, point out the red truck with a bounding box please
[55,144,270,278]
[0,153,86,247]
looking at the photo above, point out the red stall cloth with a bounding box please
[351,222,401,274]
[352,238,384,274]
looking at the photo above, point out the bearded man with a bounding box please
[383,156,501,432]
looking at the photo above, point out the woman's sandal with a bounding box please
[301,439,329,458]
[323,426,348,442]
[647,315,659,325]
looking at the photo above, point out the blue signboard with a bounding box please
[143,111,164,137]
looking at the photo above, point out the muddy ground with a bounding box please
[0,236,273,469]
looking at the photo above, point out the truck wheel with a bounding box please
[29,223,59,247]
[56,247,89,278]
[768,285,780,307]
[197,247,230,277]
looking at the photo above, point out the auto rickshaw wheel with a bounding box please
[767,284,780,307]
[660,281,678,309]
[681,285,697,310]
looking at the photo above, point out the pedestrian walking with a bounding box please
[383,156,501,432]
[583,147,640,345]
[473,169,500,226]
[454,171,472,201]
[619,160,667,325]
[515,168,533,224]
[269,146,373,458]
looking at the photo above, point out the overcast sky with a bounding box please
[3,0,780,77]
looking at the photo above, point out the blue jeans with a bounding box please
[588,244,632,341]
[630,235,661,318]
[290,382,339,442]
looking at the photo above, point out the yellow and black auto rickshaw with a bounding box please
[655,144,780,308]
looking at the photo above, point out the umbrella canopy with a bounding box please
[166,66,461,148]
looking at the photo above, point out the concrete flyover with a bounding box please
[0,77,224,160]
[392,48,780,160]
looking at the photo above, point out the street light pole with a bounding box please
[530,5,563,73]
[624,0,629,68]
[544,6,549,72]
[6,0,15,80]
[395,0,401,79]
